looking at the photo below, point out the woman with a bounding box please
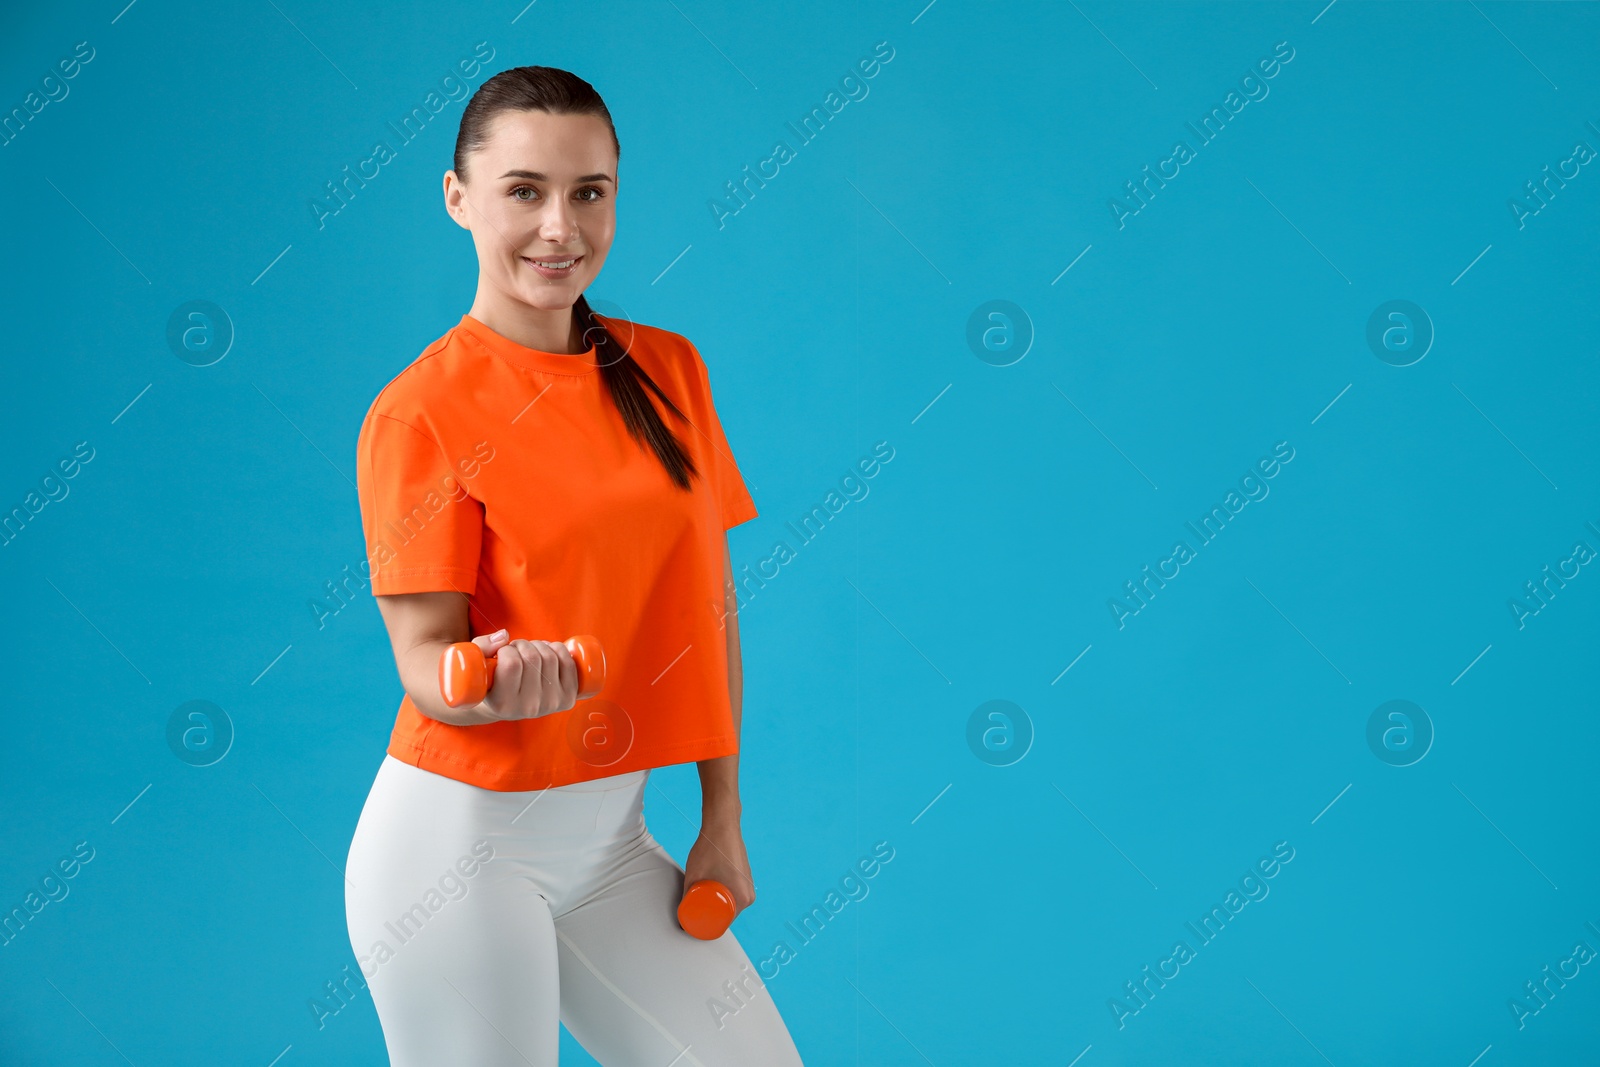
[344,66,805,1067]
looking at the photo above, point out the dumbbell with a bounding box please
[438,633,607,709]
[678,879,737,940]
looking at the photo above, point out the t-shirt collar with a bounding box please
[456,312,602,376]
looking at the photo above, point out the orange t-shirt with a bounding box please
[354,312,758,790]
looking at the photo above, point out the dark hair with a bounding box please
[453,66,699,491]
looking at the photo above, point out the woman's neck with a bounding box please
[466,294,583,354]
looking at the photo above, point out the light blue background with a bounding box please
[2,1,1597,1064]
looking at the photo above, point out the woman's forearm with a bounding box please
[699,541,744,826]
[396,636,500,727]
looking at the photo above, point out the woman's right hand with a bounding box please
[471,628,581,721]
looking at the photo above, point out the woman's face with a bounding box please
[447,109,617,317]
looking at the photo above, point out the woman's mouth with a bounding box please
[523,255,583,278]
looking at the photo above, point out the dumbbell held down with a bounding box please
[438,633,608,709]
[678,879,737,940]
[437,634,736,940]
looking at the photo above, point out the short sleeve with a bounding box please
[356,410,484,595]
[688,344,759,531]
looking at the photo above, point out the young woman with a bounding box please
[344,66,805,1067]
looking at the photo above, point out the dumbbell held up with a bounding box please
[438,633,607,709]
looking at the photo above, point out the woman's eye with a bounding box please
[576,187,605,203]
[512,186,537,201]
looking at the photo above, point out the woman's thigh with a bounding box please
[345,757,563,1067]
[554,834,805,1067]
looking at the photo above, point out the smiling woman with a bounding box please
[344,66,805,1067]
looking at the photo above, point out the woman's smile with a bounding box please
[522,253,583,278]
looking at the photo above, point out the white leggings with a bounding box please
[344,755,805,1066]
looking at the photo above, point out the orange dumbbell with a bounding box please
[438,633,607,709]
[678,879,737,940]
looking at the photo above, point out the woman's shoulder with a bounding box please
[595,314,707,384]
[360,322,481,432]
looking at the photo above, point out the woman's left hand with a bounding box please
[684,815,756,915]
